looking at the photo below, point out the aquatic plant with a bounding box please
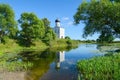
[77,53,120,80]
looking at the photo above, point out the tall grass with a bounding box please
[0,61,33,71]
[0,39,22,54]
[77,53,120,80]
[49,39,80,48]
[0,39,80,54]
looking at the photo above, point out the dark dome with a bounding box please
[55,19,60,22]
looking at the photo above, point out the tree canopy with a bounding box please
[42,18,50,29]
[74,0,120,42]
[65,36,71,40]
[18,12,45,46]
[0,4,18,43]
[42,18,56,45]
[0,3,58,46]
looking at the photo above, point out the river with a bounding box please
[1,43,118,80]
[24,44,104,80]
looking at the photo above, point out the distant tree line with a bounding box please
[0,4,56,46]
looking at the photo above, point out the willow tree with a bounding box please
[74,0,120,42]
[18,12,45,46]
[0,4,18,43]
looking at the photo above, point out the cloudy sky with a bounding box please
[0,0,99,40]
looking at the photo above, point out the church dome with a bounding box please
[55,19,60,22]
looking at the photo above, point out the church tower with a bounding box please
[54,19,65,39]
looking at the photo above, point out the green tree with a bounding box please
[44,27,56,45]
[110,0,120,2]
[74,0,120,42]
[0,4,18,43]
[65,36,71,40]
[42,18,50,31]
[42,18,56,45]
[18,12,45,46]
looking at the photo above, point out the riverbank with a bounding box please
[0,39,80,72]
[77,52,120,80]
[0,39,80,54]
[1,43,120,80]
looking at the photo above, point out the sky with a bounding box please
[0,0,99,40]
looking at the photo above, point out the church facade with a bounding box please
[53,19,65,39]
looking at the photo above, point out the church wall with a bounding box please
[59,28,65,39]
[53,19,65,39]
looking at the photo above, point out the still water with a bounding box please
[23,44,104,80]
[2,43,114,80]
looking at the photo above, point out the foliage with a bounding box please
[43,27,56,45]
[77,53,120,79]
[65,36,71,40]
[97,33,114,43]
[85,39,96,43]
[42,18,50,32]
[42,18,56,45]
[110,0,120,2]
[18,12,45,46]
[74,0,120,42]
[0,39,22,54]
[0,4,18,43]
[0,61,33,71]
[66,39,72,46]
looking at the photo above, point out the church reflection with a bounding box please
[55,51,65,70]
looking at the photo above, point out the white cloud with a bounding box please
[67,21,73,26]
[62,17,69,21]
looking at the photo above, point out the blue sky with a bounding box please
[0,0,99,40]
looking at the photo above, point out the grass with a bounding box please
[0,39,80,54]
[0,39,22,54]
[0,39,49,55]
[49,39,80,48]
[0,51,33,72]
[77,53,120,80]
[0,60,33,72]
[0,39,80,72]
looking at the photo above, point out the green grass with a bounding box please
[0,39,80,72]
[0,39,80,54]
[77,53,120,80]
[49,39,80,48]
[0,60,33,71]
[0,39,49,54]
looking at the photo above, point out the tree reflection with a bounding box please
[1,45,79,80]
[97,44,120,53]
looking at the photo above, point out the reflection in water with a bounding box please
[24,49,57,80]
[97,44,120,53]
[55,51,65,70]
[2,44,118,80]
[0,45,79,80]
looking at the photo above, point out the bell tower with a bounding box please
[55,19,60,27]
[54,19,65,39]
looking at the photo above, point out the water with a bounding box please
[24,44,104,80]
[2,43,117,80]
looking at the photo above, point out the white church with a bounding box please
[53,19,65,39]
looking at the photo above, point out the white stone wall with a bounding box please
[59,28,65,39]
[54,19,65,39]
[54,27,65,39]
